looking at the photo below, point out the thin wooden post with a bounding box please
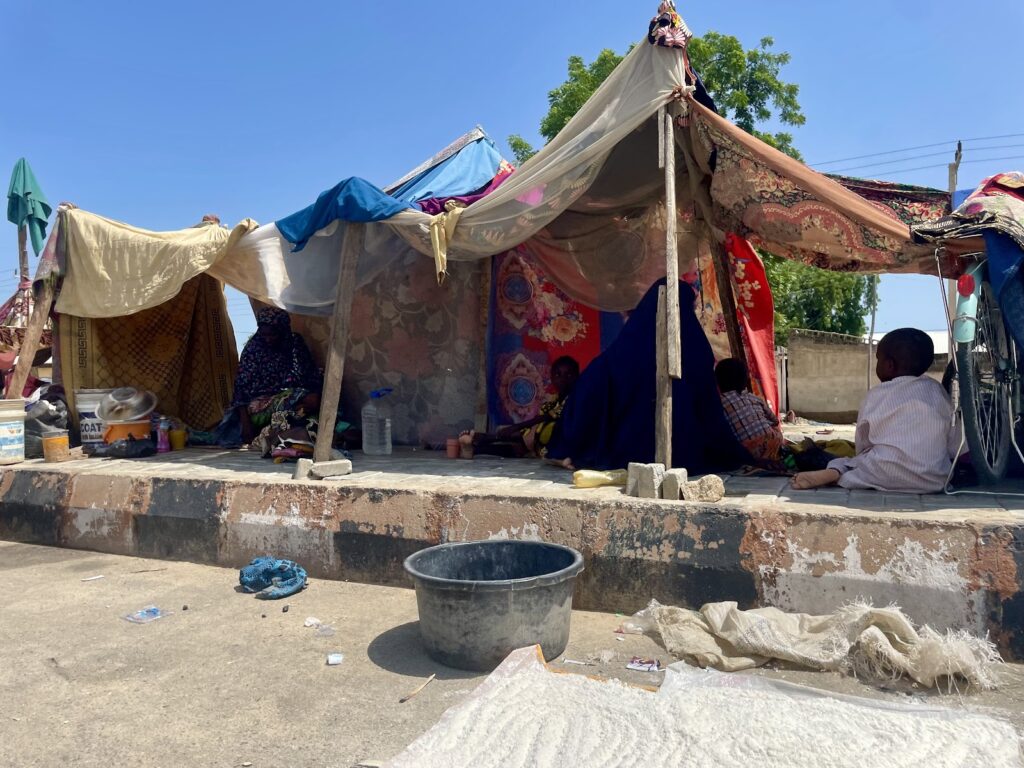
[663,110,682,380]
[5,278,55,399]
[866,275,878,390]
[655,286,672,467]
[17,226,29,283]
[945,142,963,358]
[313,223,364,463]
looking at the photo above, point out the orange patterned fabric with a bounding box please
[59,275,237,430]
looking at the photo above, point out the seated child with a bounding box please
[792,328,958,493]
[715,358,785,466]
[461,356,580,458]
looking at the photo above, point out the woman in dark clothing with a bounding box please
[214,307,323,448]
[545,278,749,473]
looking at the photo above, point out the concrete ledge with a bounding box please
[1,453,1022,660]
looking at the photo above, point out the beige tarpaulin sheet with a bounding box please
[56,208,256,318]
[631,600,1001,690]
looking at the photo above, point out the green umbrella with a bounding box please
[7,158,51,257]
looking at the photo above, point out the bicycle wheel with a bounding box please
[956,279,1012,484]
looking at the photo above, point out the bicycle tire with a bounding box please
[955,281,1012,484]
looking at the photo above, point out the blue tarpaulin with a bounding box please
[275,177,412,252]
[984,230,1024,350]
[388,137,504,205]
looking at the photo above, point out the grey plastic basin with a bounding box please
[404,540,585,671]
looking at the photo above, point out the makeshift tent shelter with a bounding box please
[10,128,512,438]
[10,5,949,467]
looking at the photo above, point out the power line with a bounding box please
[827,144,1024,175]
[810,133,1024,166]
[863,155,1024,178]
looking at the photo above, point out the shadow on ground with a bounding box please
[367,620,480,681]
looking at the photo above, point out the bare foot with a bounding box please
[791,468,841,490]
[458,430,475,459]
[546,457,575,470]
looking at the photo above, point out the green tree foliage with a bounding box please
[687,33,804,160]
[507,32,873,344]
[763,255,872,343]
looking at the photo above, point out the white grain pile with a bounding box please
[387,663,1021,768]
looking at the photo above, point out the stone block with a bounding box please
[662,468,688,500]
[682,474,725,503]
[636,463,665,499]
[311,459,353,479]
[293,458,313,481]
[626,463,644,496]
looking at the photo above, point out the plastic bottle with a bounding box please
[573,469,628,488]
[361,388,393,456]
[156,418,171,453]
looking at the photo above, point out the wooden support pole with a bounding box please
[866,275,878,390]
[944,141,963,355]
[313,223,364,463]
[663,109,682,380]
[17,226,29,283]
[5,278,55,400]
[655,285,672,468]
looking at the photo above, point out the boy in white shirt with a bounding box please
[792,328,958,493]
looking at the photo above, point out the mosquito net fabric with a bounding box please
[376,41,935,313]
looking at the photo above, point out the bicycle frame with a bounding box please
[952,261,984,344]
[948,257,1024,484]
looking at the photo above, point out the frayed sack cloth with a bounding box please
[629,600,1002,690]
[239,556,307,600]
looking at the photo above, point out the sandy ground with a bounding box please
[1,542,1021,768]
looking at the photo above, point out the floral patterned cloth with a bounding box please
[690,102,944,275]
[829,175,950,227]
[647,1,691,48]
[685,238,778,412]
[489,248,623,428]
[913,172,1024,251]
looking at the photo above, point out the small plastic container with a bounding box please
[169,429,187,451]
[156,418,171,453]
[41,430,71,463]
[102,420,151,444]
[361,388,393,456]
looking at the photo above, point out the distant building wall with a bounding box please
[786,330,946,422]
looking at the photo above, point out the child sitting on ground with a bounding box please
[792,328,958,493]
[461,356,580,458]
[715,358,785,467]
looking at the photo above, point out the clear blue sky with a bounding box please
[3,0,1023,347]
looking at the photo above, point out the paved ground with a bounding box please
[1,542,1021,767]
